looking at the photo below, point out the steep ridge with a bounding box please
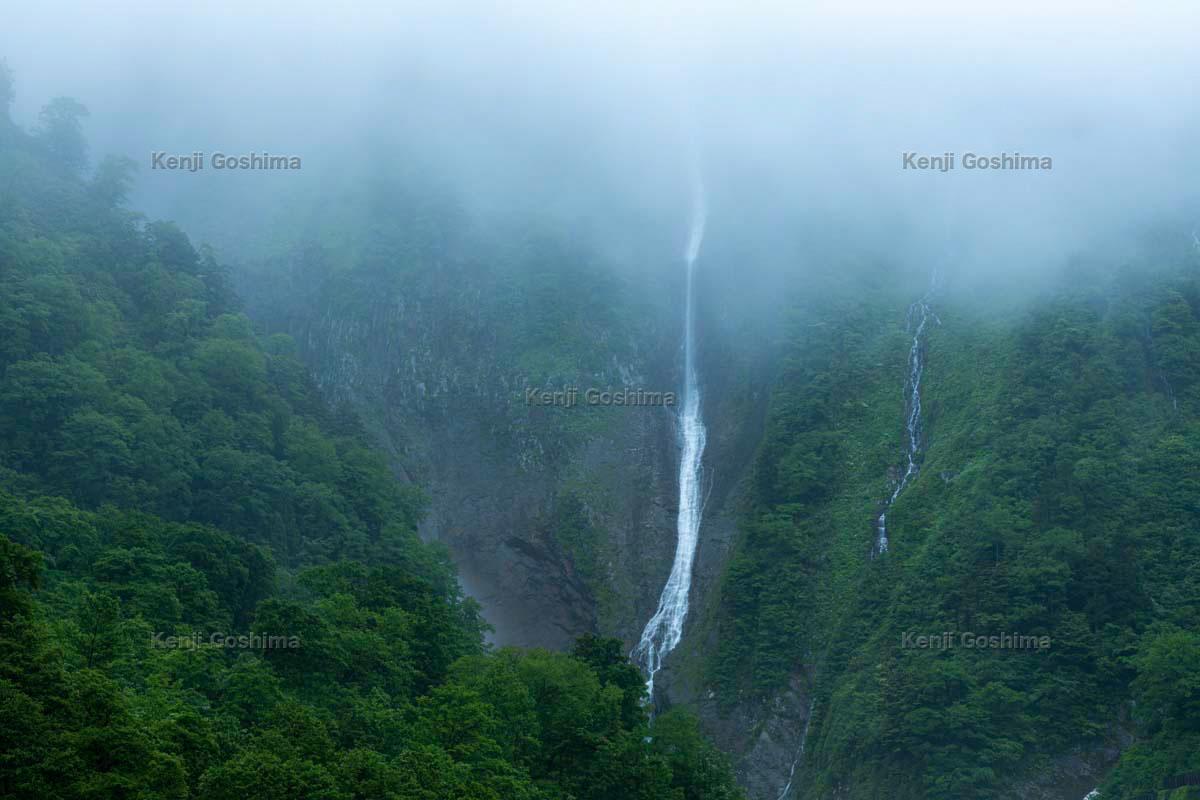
[703,248,1200,799]
[233,171,773,662]
[240,229,682,648]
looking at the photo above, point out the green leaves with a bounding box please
[712,260,1200,799]
[35,97,89,175]
[0,82,744,800]
[1132,628,1200,734]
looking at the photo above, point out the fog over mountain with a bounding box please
[2,3,1200,800]
[6,0,1200,289]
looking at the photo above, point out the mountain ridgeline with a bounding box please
[2,67,1200,800]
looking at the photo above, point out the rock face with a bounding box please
[413,381,683,649]
[693,671,815,800]
[1008,720,1134,800]
[239,252,691,649]
[239,246,783,789]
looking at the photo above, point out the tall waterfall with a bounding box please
[876,274,939,555]
[633,171,709,700]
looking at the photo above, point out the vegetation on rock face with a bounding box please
[0,85,743,800]
[229,129,687,647]
[710,254,1200,798]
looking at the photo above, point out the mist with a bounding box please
[5,0,1200,301]
[6,6,1200,798]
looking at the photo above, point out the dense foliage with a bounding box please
[0,79,742,800]
[711,256,1200,798]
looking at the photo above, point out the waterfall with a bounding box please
[875,273,939,555]
[633,169,708,700]
[776,699,816,800]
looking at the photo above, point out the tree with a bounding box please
[36,96,89,173]
[0,534,41,617]
[50,409,134,505]
[1132,628,1200,734]
[571,634,647,729]
[89,155,137,209]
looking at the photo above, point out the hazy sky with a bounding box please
[4,1,1199,293]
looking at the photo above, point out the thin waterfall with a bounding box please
[876,271,940,555]
[633,168,708,700]
[776,699,816,800]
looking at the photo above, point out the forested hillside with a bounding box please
[707,254,1200,799]
[0,76,743,800]
[4,41,1199,800]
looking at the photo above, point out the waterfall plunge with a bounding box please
[634,172,708,701]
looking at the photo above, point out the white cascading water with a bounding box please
[776,699,816,800]
[876,274,940,555]
[633,171,708,700]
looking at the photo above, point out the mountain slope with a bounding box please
[0,80,744,800]
[698,253,1200,799]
